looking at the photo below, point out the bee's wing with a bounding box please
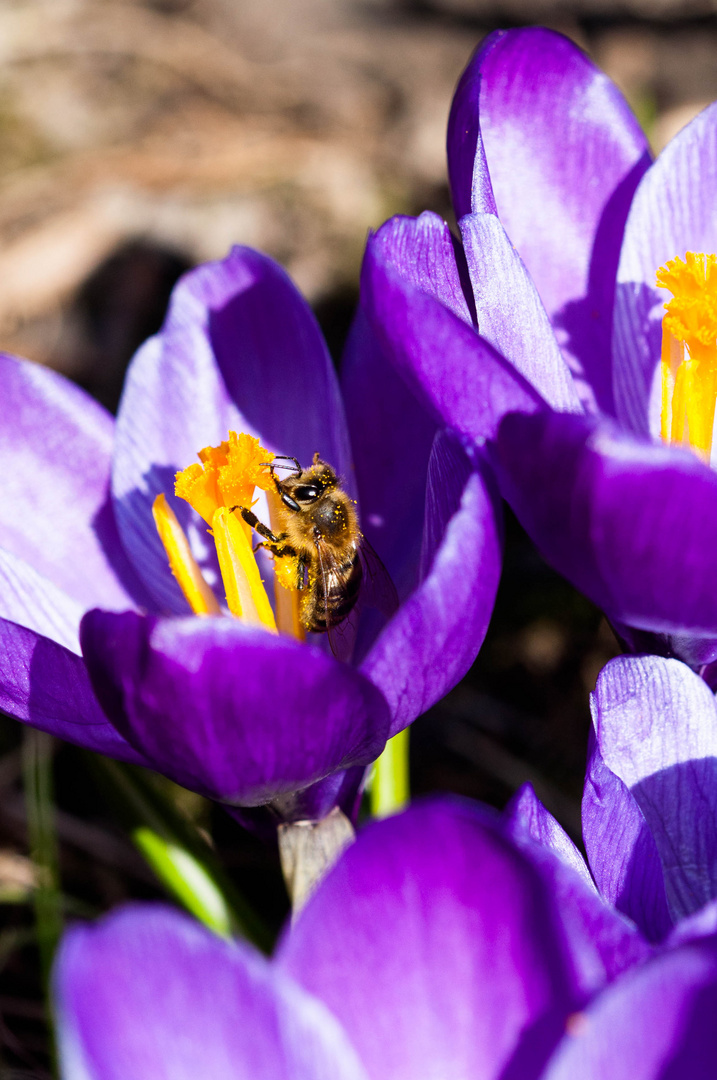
[326,610,360,664]
[313,538,359,664]
[320,534,398,664]
[356,533,399,619]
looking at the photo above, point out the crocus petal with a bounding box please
[459,213,581,412]
[667,899,717,949]
[0,548,84,653]
[0,352,140,611]
[112,247,352,613]
[590,655,717,922]
[366,212,475,325]
[614,102,717,436]
[504,786,651,994]
[343,213,467,598]
[361,233,543,441]
[542,938,717,1080]
[279,797,581,1080]
[449,28,650,414]
[505,783,594,891]
[56,904,368,1080]
[269,766,367,826]
[612,619,717,671]
[0,619,146,765]
[341,309,437,600]
[80,611,391,805]
[494,410,717,635]
[360,431,502,735]
[583,730,672,943]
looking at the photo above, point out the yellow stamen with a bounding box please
[212,507,277,631]
[660,321,682,444]
[266,489,306,642]
[172,432,277,630]
[657,252,717,459]
[152,494,221,616]
[155,430,306,639]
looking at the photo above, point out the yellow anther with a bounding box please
[266,489,306,642]
[212,507,277,632]
[155,430,307,639]
[152,494,221,616]
[174,430,277,629]
[657,253,717,459]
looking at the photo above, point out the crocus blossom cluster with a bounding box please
[54,653,717,1078]
[15,23,717,1080]
[359,26,717,673]
[0,246,501,814]
[54,794,717,1080]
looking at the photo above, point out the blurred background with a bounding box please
[0,0,715,1073]
[0,0,714,409]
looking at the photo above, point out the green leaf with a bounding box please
[133,827,233,939]
[85,754,272,952]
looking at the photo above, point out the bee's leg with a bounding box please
[254,541,297,559]
[231,506,283,544]
[296,553,308,591]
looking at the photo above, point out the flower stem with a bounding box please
[278,807,354,914]
[22,730,62,992]
[84,755,272,952]
[370,728,410,819]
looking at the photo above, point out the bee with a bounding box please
[233,452,397,660]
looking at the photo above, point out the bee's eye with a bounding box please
[280,493,301,512]
[293,485,321,502]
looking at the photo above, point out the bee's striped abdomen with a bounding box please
[305,551,362,631]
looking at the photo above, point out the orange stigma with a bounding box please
[657,252,717,460]
[152,432,304,638]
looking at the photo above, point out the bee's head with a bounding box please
[274,457,338,513]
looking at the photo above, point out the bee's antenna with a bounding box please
[260,456,301,475]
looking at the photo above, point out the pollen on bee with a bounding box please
[657,252,717,460]
[273,552,301,592]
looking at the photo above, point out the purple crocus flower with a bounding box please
[359,26,717,672]
[0,246,501,812]
[506,648,717,959]
[582,652,717,945]
[53,796,717,1079]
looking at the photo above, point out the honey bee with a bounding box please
[234,452,397,660]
